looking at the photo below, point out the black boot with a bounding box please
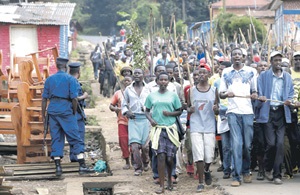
[54,159,62,176]
[78,159,95,175]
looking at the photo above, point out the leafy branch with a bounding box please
[117,12,147,70]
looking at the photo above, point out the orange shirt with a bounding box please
[111,90,128,126]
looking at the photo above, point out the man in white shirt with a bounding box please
[219,48,258,187]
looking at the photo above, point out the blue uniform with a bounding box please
[42,70,84,158]
[70,81,86,161]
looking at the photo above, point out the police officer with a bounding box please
[42,57,94,176]
[68,62,88,162]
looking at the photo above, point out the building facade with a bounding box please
[0,2,75,74]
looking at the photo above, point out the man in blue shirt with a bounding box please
[257,51,294,184]
[68,62,88,162]
[42,57,94,176]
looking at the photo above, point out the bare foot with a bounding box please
[123,164,130,170]
[155,186,164,194]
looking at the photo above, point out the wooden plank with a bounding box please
[3,164,78,171]
[12,167,79,176]
[0,130,15,134]
[24,156,50,163]
[28,122,43,130]
[4,174,64,181]
[31,98,42,102]
[27,107,42,111]
[29,85,44,90]
[0,122,14,129]
[4,162,77,168]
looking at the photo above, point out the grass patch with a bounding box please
[86,115,99,126]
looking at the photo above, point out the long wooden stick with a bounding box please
[209,4,214,74]
[248,26,253,62]
[248,8,258,43]
[102,42,124,97]
[239,28,249,49]
[160,15,163,53]
[173,16,185,103]
[186,63,193,106]
[149,8,154,76]
[168,14,175,59]
[260,24,271,56]
[232,95,292,105]
[291,27,298,67]
[267,29,273,65]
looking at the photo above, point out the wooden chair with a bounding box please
[0,102,18,135]
[0,50,4,76]
[15,82,50,164]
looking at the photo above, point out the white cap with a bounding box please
[213,47,219,52]
[282,58,290,64]
[240,48,247,56]
[293,51,300,57]
[270,51,283,58]
[188,59,194,64]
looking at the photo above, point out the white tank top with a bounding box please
[190,85,216,133]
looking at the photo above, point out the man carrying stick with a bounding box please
[256,51,294,185]
[219,48,258,187]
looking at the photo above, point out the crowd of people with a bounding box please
[88,34,300,193]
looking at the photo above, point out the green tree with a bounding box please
[215,12,266,43]
[70,0,215,36]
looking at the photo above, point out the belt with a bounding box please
[50,97,71,101]
[270,105,284,111]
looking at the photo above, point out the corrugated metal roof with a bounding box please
[212,0,271,9]
[0,3,75,25]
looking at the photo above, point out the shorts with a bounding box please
[156,129,178,157]
[128,114,150,145]
[191,132,215,163]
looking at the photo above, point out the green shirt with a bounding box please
[145,90,181,126]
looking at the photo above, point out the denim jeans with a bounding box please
[227,113,254,182]
[152,148,177,179]
[221,130,232,174]
[92,62,99,79]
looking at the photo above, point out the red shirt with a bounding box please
[120,29,126,36]
[111,90,128,125]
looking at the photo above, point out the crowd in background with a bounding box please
[90,34,300,193]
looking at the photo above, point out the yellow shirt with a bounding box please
[115,60,130,78]
[209,73,220,86]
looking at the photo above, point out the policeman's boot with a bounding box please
[78,159,95,175]
[54,159,62,176]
